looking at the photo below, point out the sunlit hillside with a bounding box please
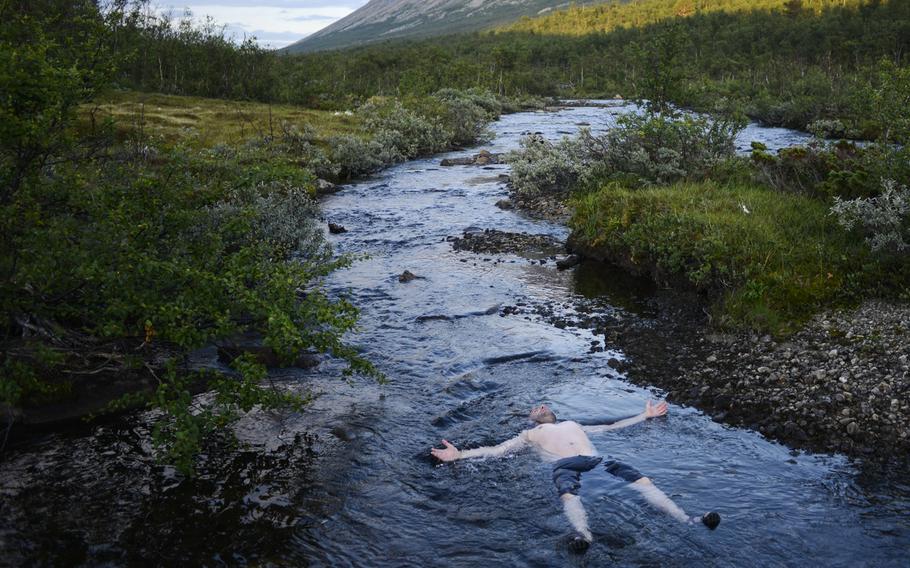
[503,0,875,35]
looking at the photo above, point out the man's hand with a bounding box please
[645,400,668,419]
[431,439,461,462]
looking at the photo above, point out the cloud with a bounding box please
[156,2,369,47]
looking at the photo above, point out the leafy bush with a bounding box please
[361,99,450,159]
[598,112,743,185]
[508,112,743,198]
[831,180,910,254]
[507,131,598,197]
[807,119,848,139]
[328,134,385,180]
[751,140,909,200]
[432,89,496,146]
[326,91,497,179]
[269,123,338,180]
[1,138,380,473]
[434,88,502,117]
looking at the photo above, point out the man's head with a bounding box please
[529,403,557,424]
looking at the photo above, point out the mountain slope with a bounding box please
[284,0,610,53]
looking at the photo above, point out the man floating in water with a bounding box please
[430,400,720,553]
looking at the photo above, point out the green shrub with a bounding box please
[507,131,598,197]
[431,89,497,146]
[1,141,379,473]
[328,134,386,179]
[751,141,909,200]
[508,112,743,198]
[831,179,910,255]
[326,90,498,179]
[571,181,877,333]
[361,99,450,159]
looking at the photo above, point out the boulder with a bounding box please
[315,179,339,195]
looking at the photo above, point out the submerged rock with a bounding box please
[440,157,475,166]
[556,255,581,271]
[398,270,421,283]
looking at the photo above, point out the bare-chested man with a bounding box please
[431,401,720,553]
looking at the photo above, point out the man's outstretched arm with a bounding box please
[431,431,528,462]
[582,400,668,434]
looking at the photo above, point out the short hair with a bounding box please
[531,407,557,424]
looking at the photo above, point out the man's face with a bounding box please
[529,404,554,423]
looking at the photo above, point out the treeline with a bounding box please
[282,0,908,133]
[107,0,909,134]
[106,1,278,100]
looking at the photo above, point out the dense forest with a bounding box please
[108,0,909,134]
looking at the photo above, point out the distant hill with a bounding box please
[284,0,613,53]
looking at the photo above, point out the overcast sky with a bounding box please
[157,1,370,49]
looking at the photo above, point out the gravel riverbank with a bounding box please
[593,291,910,463]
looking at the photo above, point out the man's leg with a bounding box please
[552,456,603,552]
[561,493,593,541]
[605,460,720,529]
[629,477,691,524]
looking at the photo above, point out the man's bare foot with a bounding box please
[568,533,591,554]
[697,512,721,530]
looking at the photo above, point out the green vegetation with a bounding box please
[2,0,908,470]
[572,181,879,333]
[104,0,909,137]
[86,91,362,148]
[538,106,910,333]
[509,112,745,198]
[0,1,501,474]
[271,0,907,135]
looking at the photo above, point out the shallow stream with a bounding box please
[1,104,907,567]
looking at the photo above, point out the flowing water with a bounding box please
[1,104,907,567]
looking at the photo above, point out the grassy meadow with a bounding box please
[83,91,364,148]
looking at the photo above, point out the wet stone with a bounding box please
[450,229,564,258]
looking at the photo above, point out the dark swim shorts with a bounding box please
[553,456,603,496]
[552,456,644,496]
[603,459,644,484]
